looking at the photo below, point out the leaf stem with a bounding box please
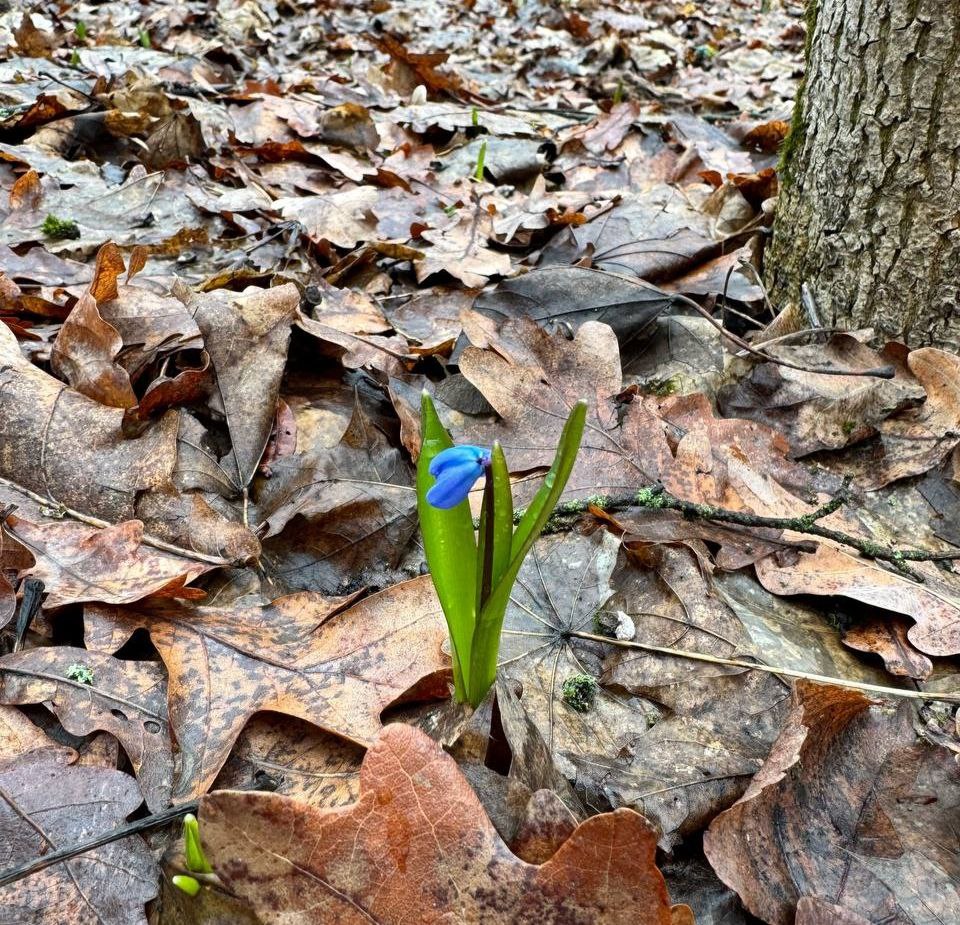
[569,630,960,704]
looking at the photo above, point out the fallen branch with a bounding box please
[523,484,960,580]
[0,801,198,888]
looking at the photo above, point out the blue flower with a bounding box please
[426,445,491,509]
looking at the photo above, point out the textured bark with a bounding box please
[767,0,960,349]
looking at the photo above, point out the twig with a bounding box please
[0,476,235,567]
[0,801,199,888]
[518,485,960,580]
[568,631,960,704]
[668,291,894,379]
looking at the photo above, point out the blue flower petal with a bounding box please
[429,444,489,477]
[427,447,490,510]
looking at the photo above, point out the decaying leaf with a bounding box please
[704,681,960,925]
[175,282,300,488]
[50,292,137,409]
[3,514,209,608]
[0,748,157,923]
[755,544,960,657]
[0,645,172,810]
[457,317,673,500]
[83,577,449,798]
[202,722,690,924]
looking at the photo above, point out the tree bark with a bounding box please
[766,0,960,349]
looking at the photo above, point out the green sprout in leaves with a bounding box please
[138,28,151,48]
[41,214,80,241]
[561,674,599,713]
[66,664,94,685]
[418,393,585,707]
[173,813,213,897]
[471,107,480,127]
[473,140,487,181]
[612,77,624,105]
[75,21,88,40]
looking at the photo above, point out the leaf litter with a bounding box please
[0,0,958,923]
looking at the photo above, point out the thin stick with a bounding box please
[668,291,894,379]
[0,801,198,888]
[0,476,235,567]
[522,485,960,580]
[569,630,960,704]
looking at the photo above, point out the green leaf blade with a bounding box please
[417,392,479,696]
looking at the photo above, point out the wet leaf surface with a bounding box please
[202,723,690,924]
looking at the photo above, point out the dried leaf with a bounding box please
[177,282,300,487]
[755,544,960,657]
[83,577,449,798]
[0,645,172,810]
[202,723,687,924]
[4,514,209,608]
[0,748,157,923]
[457,317,673,501]
[49,289,137,408]
[704,682,960,925]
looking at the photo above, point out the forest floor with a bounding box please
[0,1,958,923]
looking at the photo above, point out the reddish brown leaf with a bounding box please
[50,292,137,408]
[202,723,689,924]
[755,543,960,657]
[842,616,933,680]
[4,514,209,609]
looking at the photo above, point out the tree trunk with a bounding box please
[766,0,960,349]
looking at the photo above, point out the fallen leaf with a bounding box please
[4,514,209,608]
[704,681,960,925]
[457,316,673,501]
[253,395,418,594]
[0,704,63,760]
[474,265,672,345]
[201,722,688,923]
[83,577,449,798]
[718,336,923,457]
[0,321,179,526]
[842,616,933,680]
[844,347,960,489]
[212,712,364,808]
[176,282,300,488]
[50,293,137,408]
[0,748,157,923]
[276,186,379,249]
[0,645,172,810]
[755,544,960,657]
[416,209,514,288]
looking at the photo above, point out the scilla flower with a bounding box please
[426,444,491,508]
